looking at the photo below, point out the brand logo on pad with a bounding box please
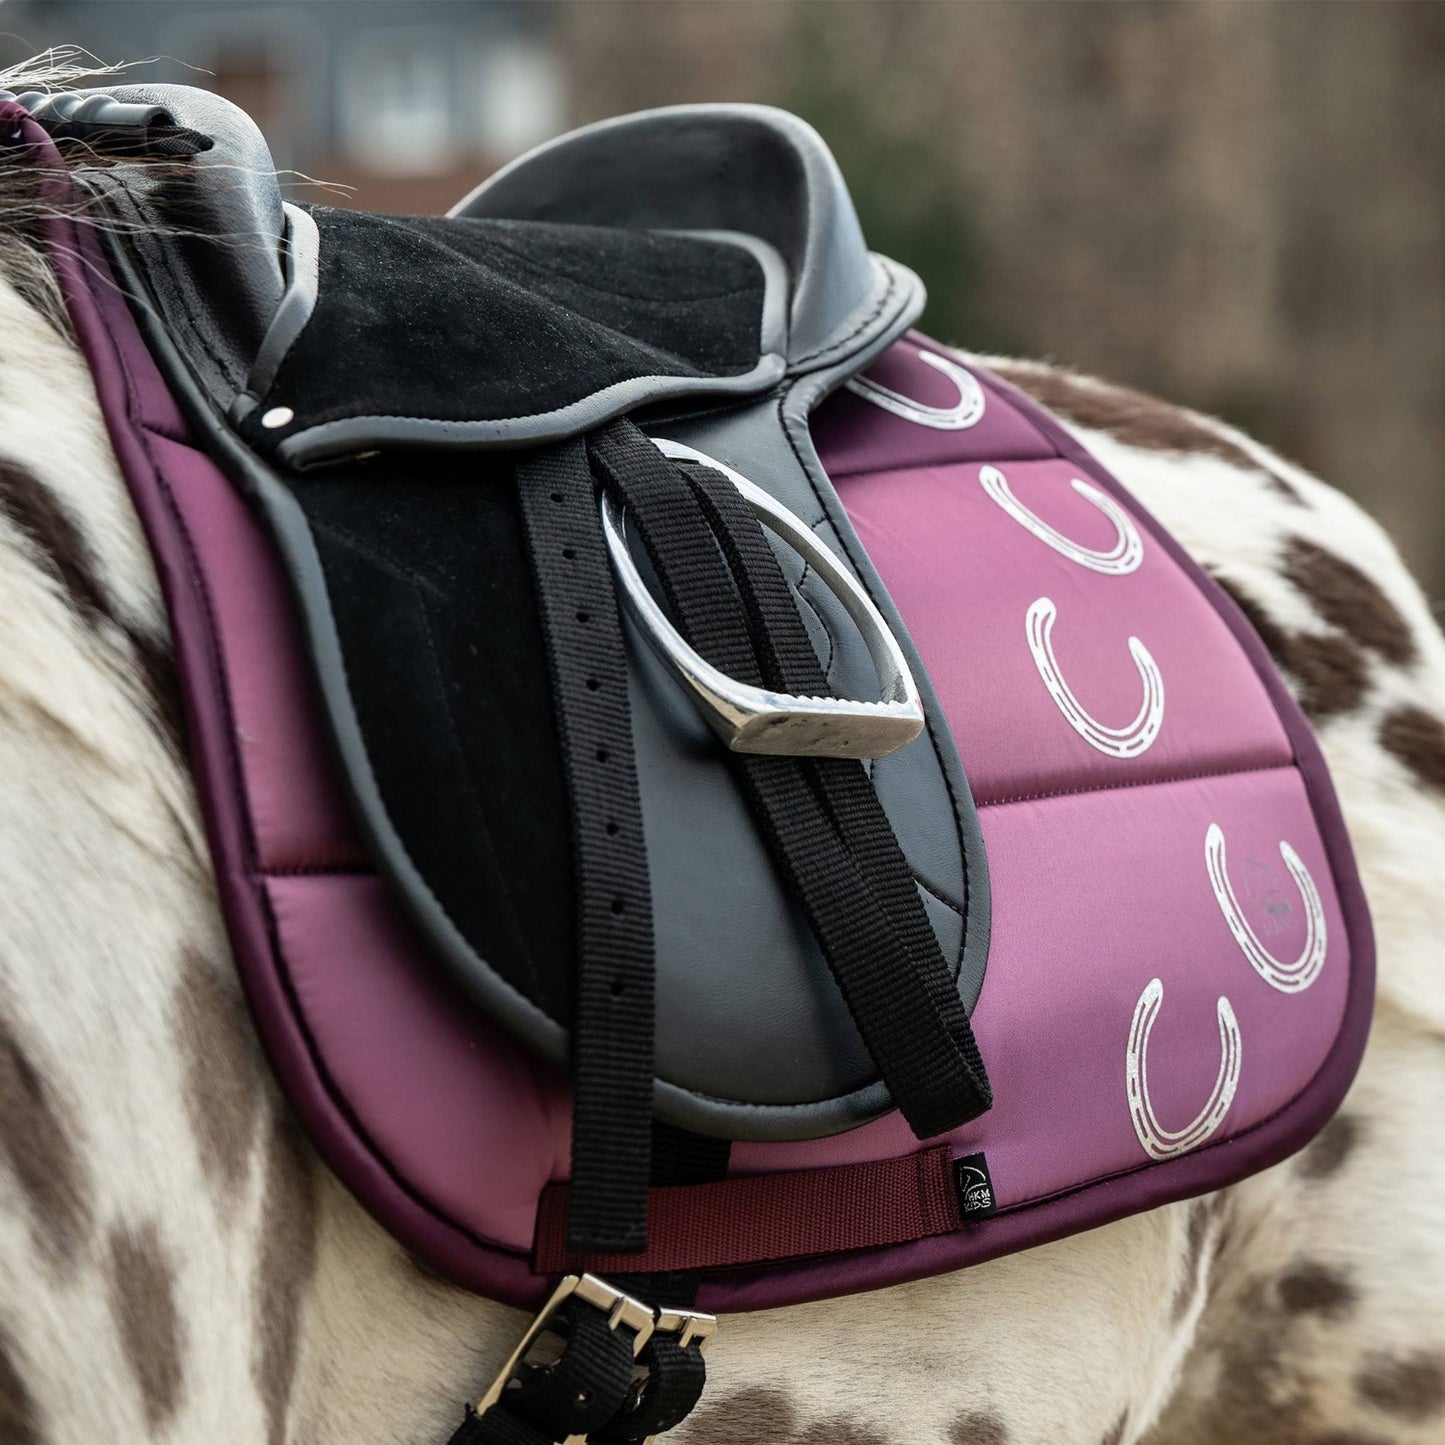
[954,1153,997,1219]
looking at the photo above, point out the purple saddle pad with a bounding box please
[13,94,1372,1315]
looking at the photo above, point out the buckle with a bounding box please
[600,439,925,760]
[475,1275,718,1444]
[475,1273,655,1424]
[652,1305,717,1353]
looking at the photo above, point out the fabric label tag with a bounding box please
[953,1153,998,1219]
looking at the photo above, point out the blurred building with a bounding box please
[4,1,1442,594]
[561,1,1445,596]
[2,0,563,211]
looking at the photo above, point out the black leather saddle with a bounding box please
[35,84,992,1255]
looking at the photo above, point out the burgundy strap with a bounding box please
[534,1146,963,1276]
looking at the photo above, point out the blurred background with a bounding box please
[4,1,1442,594]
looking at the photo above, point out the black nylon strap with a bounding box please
[680,463,991,1122]
[449,1298,638,1445]
[595,1331,708,1443]
[587,421,990,1139]
[518,442,655,1254]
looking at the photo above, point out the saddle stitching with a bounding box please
[101,174,242,396]
[819,448,1065,483]
[786,258,901,369]
[976,757,1293,812]
[788,562,837,681]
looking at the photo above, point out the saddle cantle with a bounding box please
[6,83,1374,1442]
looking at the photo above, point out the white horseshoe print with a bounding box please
[1025,597,1165,758]
[1205,823,1327,993]
[980,465,1144,575]
[845,348,987,431]
[1127,978,1242,1162]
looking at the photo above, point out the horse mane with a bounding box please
[0,50,310,342]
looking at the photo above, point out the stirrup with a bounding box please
[602,439,926,760]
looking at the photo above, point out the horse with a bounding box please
[1,55,1442,1445]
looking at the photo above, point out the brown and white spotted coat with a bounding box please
[1,70,1442,1445]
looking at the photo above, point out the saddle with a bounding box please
[5,84,1373,1443]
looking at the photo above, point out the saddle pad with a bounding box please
[13,97,1373,1314]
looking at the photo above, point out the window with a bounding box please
[476,39,563,160]
[339,28,456,176]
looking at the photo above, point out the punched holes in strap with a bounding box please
[518,441,655,1256]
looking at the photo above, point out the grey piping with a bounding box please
[276,353,788,469]
[230,222,788,468]
[230,203,320,426]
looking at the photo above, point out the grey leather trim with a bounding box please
[259,227,788,468]
[274,352,787,469]
[231,203,320,425]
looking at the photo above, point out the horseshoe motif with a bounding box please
[980,466,1144,575]
[1205,824,1327,993]
[845,348,987,431]
[1127,978,1242,1162]
[1025,597,1165,758]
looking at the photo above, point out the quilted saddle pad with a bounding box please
[5,87,1373,1318]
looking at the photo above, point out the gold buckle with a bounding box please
[475,1273,655,1424]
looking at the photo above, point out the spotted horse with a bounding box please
[0,64,1442,1445]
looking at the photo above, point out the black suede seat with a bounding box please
[237,210,785,464]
